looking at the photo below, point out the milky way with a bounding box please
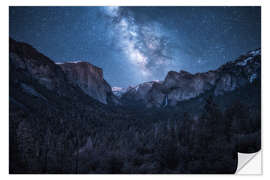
[9,7,261,87]
[102,6,174,80]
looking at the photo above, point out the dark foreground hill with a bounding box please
[9,38,260,174]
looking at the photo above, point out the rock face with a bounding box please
[10,38,260,107]
[122,49,261,107]
[58,61,113,104]
[9,38,68,93]
[10,38,116,104]
[121,81,159,105]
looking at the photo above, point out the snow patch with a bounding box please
[249,49,261,56]
[112,87,127,97]
[237,57,253,66]
[249,73,257,83]
[68,61,84,64]
[56,61,83,65]
[112,87,123,91]
[135,85,140,91]
[236,49,260,66]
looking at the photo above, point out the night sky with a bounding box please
[9,6,261,88]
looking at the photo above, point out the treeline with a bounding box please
[9,94,260,174]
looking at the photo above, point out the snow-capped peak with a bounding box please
[112,87,127,97]
[112,87,123,91]
[237,56,253,66]
[249,49,261,56]
[236,49,260,66]
[55,61,84,65]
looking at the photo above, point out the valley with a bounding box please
[9,38,261,174]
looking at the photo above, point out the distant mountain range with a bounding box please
[9,38,261,174]
[120,49,261,108]
[9,38,119,105]
[10,38,260,108]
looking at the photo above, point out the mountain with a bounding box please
[9,38,67,93]
[121,49,261,108]
[9,38,260,174]
[9,38,117,105]
[112,87,127,97]
[121,81,156,103]
[57,61,115,104]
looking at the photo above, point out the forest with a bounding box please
[9,78,261,174]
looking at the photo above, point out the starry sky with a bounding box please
[9,6,261,88]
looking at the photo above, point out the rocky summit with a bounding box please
[9,38,118,105]
[57,61,113,104]
[10,37,260,108]
[9,38,66,92]
[121,49,261,107]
